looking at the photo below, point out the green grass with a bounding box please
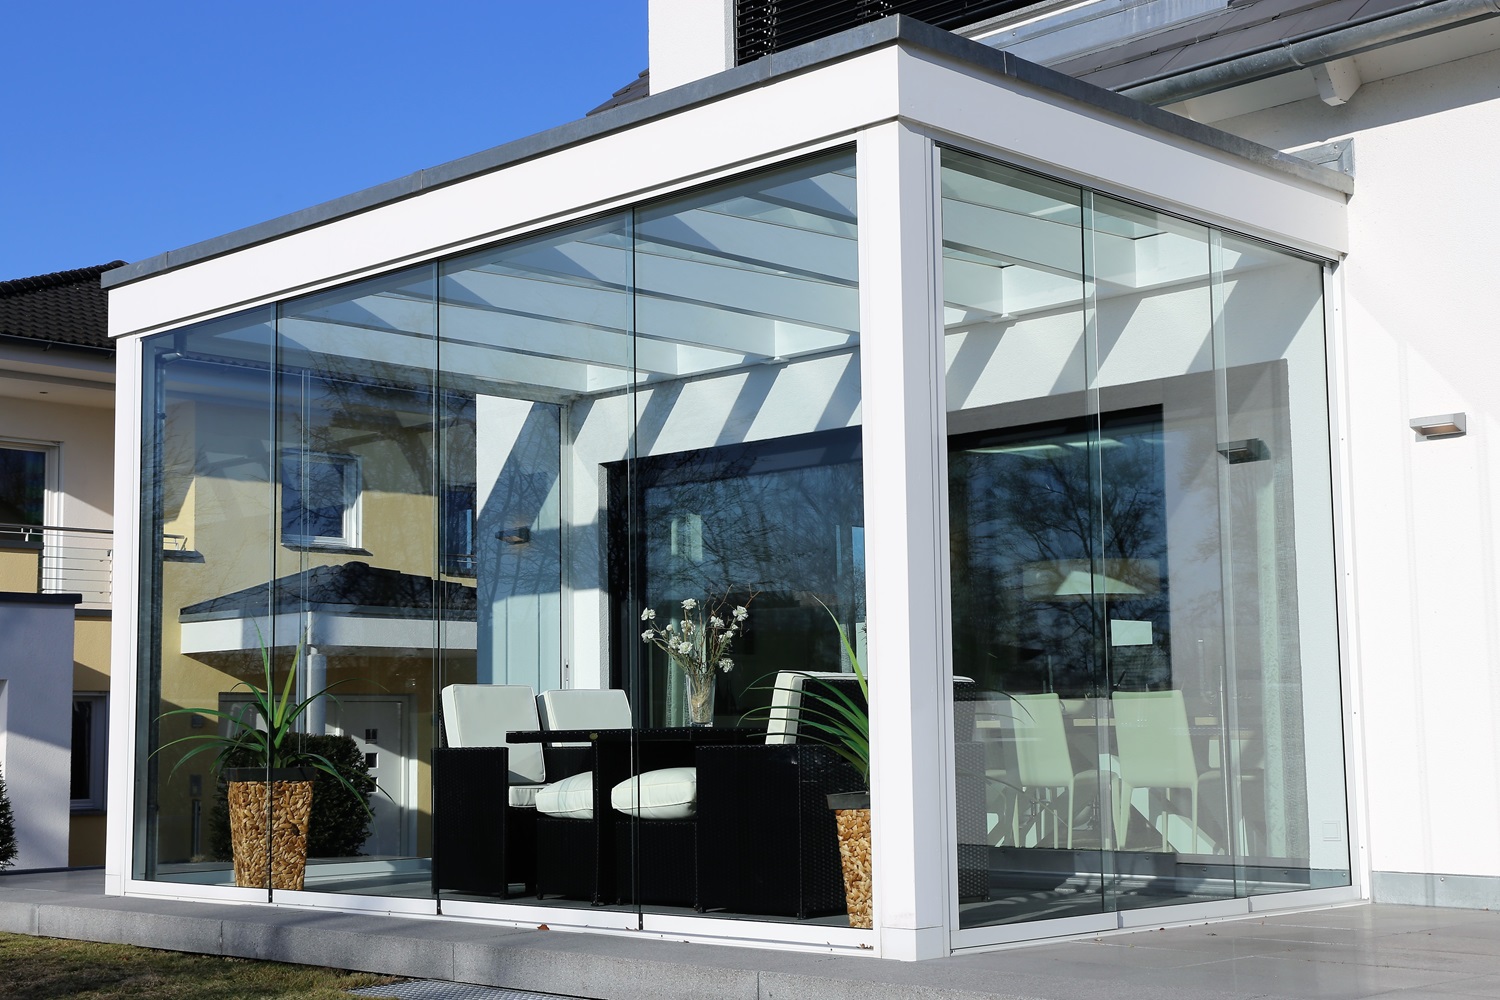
[0,932,401,999]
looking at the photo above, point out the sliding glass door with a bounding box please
[941,147,1348,932]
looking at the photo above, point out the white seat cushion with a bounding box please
[535,771,595,819]
[508,784,542,809]
[610,767,698,820]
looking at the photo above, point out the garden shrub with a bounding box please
[0,764,16,870]
[207,734,376,861]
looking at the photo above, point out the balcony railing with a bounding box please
[0,523,113,608]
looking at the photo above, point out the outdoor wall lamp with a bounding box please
[1409,413,1466,439]
[1218,438,1268,464]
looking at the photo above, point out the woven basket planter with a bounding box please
[224,767,315,890]
[828,791,872,929]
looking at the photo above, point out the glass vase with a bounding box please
[685,668,716,726]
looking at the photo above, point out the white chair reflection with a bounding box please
[1009,693,1085,849]
[1112,689,1218,853]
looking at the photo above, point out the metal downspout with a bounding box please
[1121,0,1500,105]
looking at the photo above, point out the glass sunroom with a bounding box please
[106,20,1355,959]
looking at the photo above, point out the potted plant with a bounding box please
[745,601,872,927]
[155,636,372,890]
[802,608,873,929]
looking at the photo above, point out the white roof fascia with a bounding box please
[896,45,1349,258]
[107,21,1347,341]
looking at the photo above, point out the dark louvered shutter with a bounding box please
[735,0,1034,64]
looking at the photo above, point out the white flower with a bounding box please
[640,607,656,621]
[676,640,695,655]
[641,630,655,642]
[682,598,698,611]
[718,657,733,673]
[710,615,724,629]
[722,628,735,641]
[663,621,677,634]
[733,606,748,621]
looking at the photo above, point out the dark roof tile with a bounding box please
[0,261,125,351]
[589,69,650,115]
[180,560,478,621]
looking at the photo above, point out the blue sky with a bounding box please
[1,2,648,279]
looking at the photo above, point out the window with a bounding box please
[0,443,50,527]
[71,693,108,811]
[281,452,361,549]
[608,427,866,727]
[442,484,476,576]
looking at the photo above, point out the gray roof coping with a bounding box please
[102,17,1350,291]
[0,592,83,607]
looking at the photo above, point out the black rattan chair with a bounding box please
[695,742,862,918]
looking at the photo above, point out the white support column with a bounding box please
[857,121,952,962]
[106,333,145,895]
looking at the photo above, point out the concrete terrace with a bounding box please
[2,871,1499,999]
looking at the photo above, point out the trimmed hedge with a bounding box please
[207,734,376,860]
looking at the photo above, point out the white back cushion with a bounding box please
[537,689,632,747]
[764,671,852,744]
[441,683,546,785]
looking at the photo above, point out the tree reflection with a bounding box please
[949,409,1169,697]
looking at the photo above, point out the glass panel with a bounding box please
[620,152,862,923]
[138,308,276,885]
[941,146,1348,935]
[0,446,46,525]
[941,150,1110,925]
[70,699,94,800]
[135,152,866,923]
[1217,234,1347,893]
[435,214,636,909]
[1090,194,1230,912]
[430,151,862,920]
[274,265,438,897]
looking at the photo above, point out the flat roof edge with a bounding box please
[102,16,1349,291]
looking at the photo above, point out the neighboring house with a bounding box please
[0,261,122,869]
[96,0,1500,963]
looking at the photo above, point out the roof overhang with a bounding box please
[105,16,1348,341]
[179,610,477,657]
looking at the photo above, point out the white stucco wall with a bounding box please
[0,596,78,870]
[647,0,733,94]
[0,396,114,530]
[1220,45,1500,884]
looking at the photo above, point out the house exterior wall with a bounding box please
[0,381,115,867]
[0,395,113,531]
[1218,44,1500,900]
[0,594,78,870]
[70,611,112,866]
[648,0,733,94]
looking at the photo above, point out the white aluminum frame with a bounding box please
[107,33,1353,960]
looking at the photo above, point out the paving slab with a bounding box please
[2,870,1498,1000]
